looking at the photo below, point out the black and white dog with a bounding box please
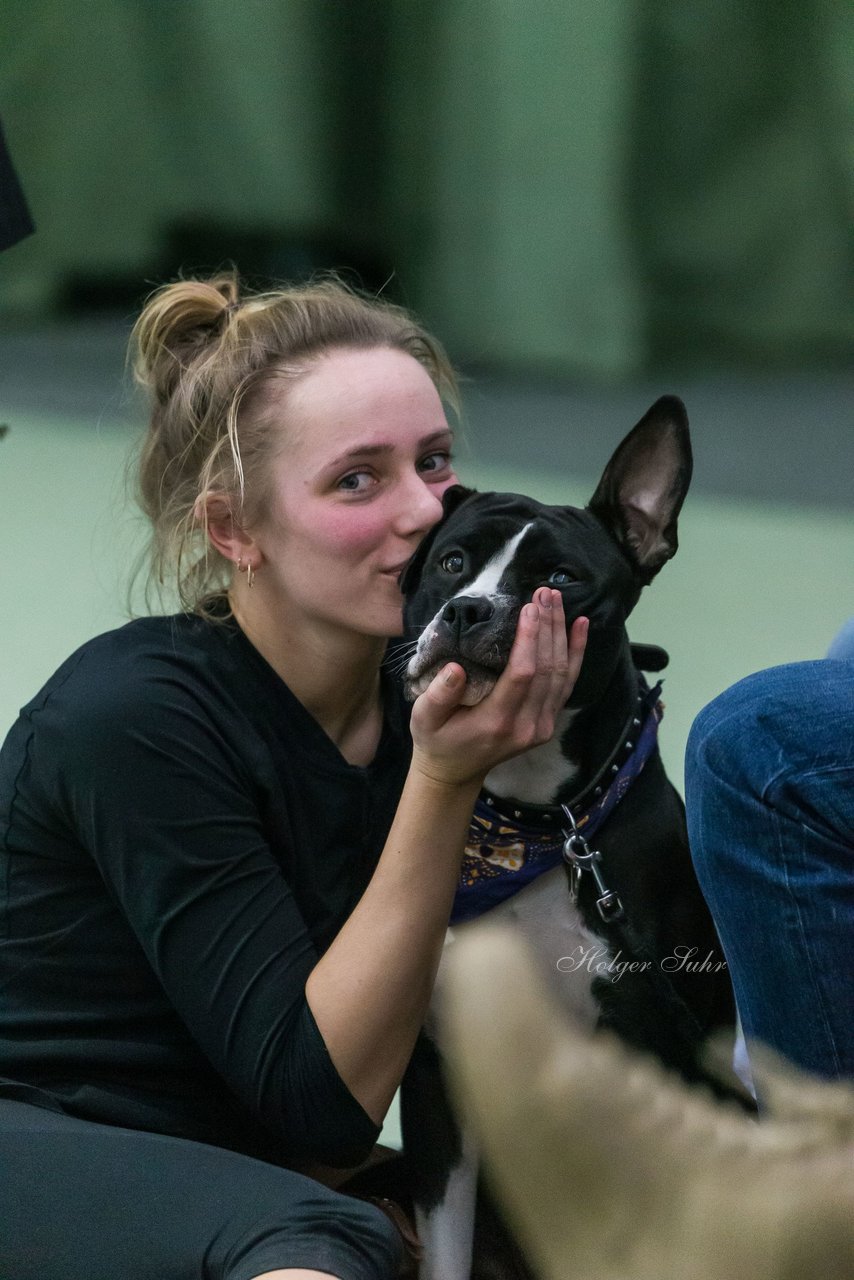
[399,397,738,1280]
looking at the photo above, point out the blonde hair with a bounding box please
[130,272,459,615]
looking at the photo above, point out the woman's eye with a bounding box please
[337,471,373,493]
[419,450,453,474]
[441,553,464,574]
[548,569,576,586]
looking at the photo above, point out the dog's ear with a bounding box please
[588,396,692,584]
[400,484,477,595]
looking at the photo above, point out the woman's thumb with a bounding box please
[415,663,468,729]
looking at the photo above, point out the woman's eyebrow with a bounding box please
[323,429,453,471]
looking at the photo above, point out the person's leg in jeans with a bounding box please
[685,660,854,1080]
[826,617,854,661]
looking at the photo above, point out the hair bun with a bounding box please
[132,274,239,400]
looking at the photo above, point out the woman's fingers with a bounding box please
[498,590,587,727]
[534,592,587,734]
[409,595,589,788]
[525,589,560,735]
[566,614,588,686]
[535,587,557,679]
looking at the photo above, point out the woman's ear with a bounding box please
[193,491,257,564]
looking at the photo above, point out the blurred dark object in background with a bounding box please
[626,2,853,371]
[0,117,34,253]
[60,221,394,315]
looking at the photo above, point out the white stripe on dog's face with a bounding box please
[407,521,536,702]
[458,521,534,598]
[412,522,535,668]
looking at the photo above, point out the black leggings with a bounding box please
[0,1098,402,1280]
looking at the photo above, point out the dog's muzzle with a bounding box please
[405,593,519,705]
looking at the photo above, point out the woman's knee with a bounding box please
[323,1194,404,1277]
[225,1192,403,1280]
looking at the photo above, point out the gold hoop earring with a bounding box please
[235,555,255,587]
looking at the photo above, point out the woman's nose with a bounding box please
[393,475,446,537]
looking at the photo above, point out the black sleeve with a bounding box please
[62,659,380,1166]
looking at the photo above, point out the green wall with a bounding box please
[2,0,851,376]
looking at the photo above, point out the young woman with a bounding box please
[0,275,587,1280]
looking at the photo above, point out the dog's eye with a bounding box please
[548,569,576,586]
[440,553,464,574]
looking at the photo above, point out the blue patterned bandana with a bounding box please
[451,687,663,925]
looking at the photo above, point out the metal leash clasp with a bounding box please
[560,805,625,923]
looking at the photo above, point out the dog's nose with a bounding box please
[440,595,494,641]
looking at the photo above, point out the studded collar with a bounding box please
[450,678,664,926]
[479,677,664,833]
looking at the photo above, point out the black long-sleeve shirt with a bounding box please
[0,609,412,1167]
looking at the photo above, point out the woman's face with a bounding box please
[252,346,459,640]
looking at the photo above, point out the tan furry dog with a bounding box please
[442,925,854,1280]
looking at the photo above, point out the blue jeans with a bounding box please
[685,652,854,1080]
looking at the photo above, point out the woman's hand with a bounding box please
[409,588,588,788]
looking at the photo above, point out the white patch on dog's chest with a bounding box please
[483,708,579,804]
[435,867,607,1032]
[423,865,611,1280]
[415,1129,479,1280]
[486,866,606,1026]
